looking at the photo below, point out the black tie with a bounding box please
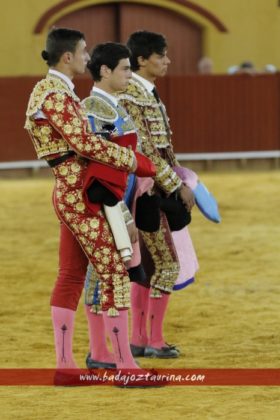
[152,87,160,103]
[152,87,170,136]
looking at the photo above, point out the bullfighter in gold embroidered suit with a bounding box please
[81,42,155,369]
[25,28,144,372]
[119,31,195,359]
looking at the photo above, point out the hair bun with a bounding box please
[41,50,49,61]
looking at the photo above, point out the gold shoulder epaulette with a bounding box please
[26,75,79,117]
[119,78,154,107]
[82,95,118,123]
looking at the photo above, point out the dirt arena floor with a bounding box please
[1,170,280,419]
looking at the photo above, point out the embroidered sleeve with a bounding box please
[120,98,181,193]
[42,92,134,171]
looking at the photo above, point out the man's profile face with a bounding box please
[108,58,132,92]
[70,39,90,75]
[142,49,171,79]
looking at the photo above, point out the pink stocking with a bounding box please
[51,306,78,369]
[84,305,114,363]
[130,283,149,347]
[148,293,170,349]
[103,309,139,369]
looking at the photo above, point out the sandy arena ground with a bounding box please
[0,171,280,419]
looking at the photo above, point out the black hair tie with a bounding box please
[41,50,49,61]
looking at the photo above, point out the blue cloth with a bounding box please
[84,264,100,306]
[124,174,136,208]
[193,182,221,223]
[88,115,96,133]
[173,277,195,291]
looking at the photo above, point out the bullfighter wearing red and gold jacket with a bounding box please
[25,65,142,373]
[25,72,135,313]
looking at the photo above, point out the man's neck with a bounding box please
[136,69,156,84]
[49,68,75,91]
[51,65,74,81]
[95,80,115,95]
[92,84,118,106]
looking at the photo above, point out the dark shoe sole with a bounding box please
[130,344,146,357]
[86,353,116,369]
[86,360,117,369]
[144,346,180,359]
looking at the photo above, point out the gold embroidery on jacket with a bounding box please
[119,76,181,194]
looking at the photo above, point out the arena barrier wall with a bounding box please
[1,74,279,168]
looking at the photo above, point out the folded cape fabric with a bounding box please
[83,161,126,214]
[172,227,199,291]
[172,166,221,223]
[160,194,191,230]
[134,151,156,178]
[193,181,221,223]
[113,132,137,150]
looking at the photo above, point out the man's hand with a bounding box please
[126,221,138,244]
[178,184,195,211]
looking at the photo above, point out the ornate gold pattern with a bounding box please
[82,89,137,305]
[120,201,133,225]
[119,76,181,194]
[25,75,79,118]
[140,215,179,293]
[52,158,131,311]
[84,265,102,314]
[107,307,120,317]
[82,93,136,140]
[25,75,136,313]
[25,75,134,170]
[82,96,118,122]
[150,288,163,298]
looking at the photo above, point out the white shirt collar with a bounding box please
[132,72,155,93]
[91,86,118,107]
[48,69,75,91]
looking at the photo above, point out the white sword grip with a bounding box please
[103,203,133,262]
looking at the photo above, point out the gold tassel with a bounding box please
[89,304,102,315]
[150,287,162,298]
[107,307,120,317]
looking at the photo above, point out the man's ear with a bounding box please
[62,51,72,64]
[137,56,147,68]
[100,64,111,78]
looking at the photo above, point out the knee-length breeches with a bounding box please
[51,158,130,315]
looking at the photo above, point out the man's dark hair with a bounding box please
[41,27,85,66]
[240,61,254,69]
[87,42,130,81]
[127,30,167,71]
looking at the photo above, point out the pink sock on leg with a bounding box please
[130,283,149,347]
[84,305,115,363]
[51,306,78,369]
[148,293,170,349]
[103,309,139,369]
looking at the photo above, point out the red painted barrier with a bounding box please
[1,74,279,162]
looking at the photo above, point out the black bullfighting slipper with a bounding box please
[86,353,116,369]
[165,343,181,355]
[130,344,146,357]
[144,345,180,359]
